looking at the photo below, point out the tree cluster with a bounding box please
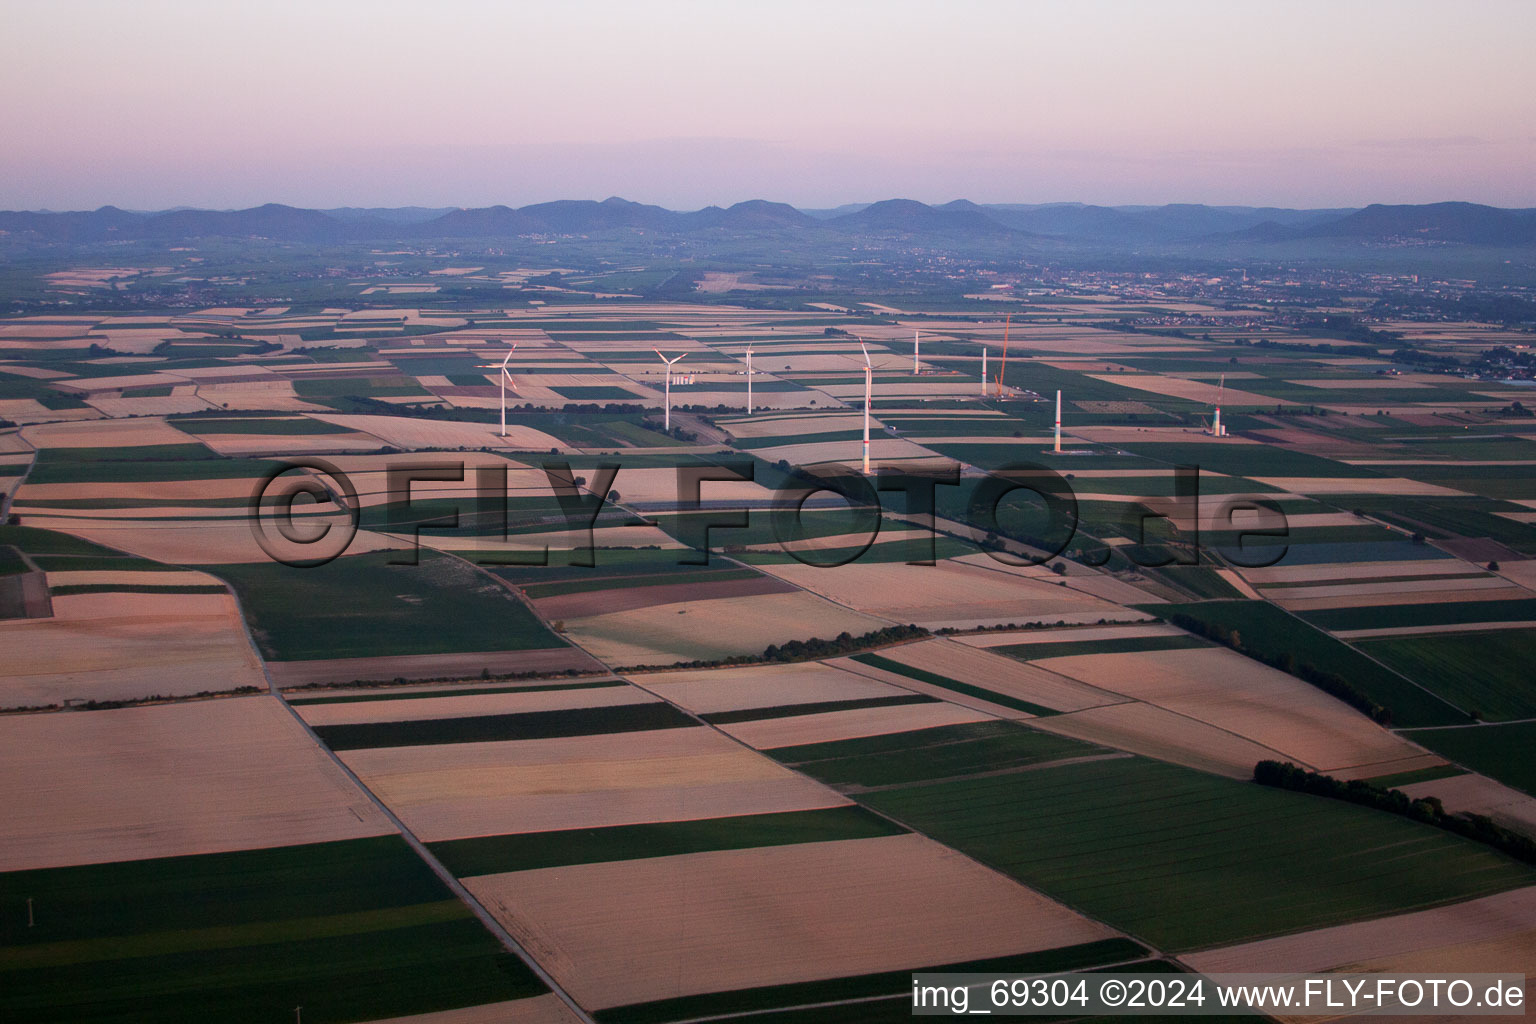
[1254,760,1536,866]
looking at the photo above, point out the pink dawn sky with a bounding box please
[2,0,1532,211]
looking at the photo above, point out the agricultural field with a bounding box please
[4,285,1536,1020]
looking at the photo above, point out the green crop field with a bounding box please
[28,454,285,485]
[701,693,937,724]
[1403,721,1536,798]
[1301,598,1536,633]
[859,755,1536,951]
[0,835,545,1023]
[990,634,1210,661]
[429,806,906,876]
[768,720,1094,788]
[0,525,128,558]
[312,701,697,750]
[173,417,355,435]
[286,679,627,706]
[1354,628,1536,721]
[213,549,567,660]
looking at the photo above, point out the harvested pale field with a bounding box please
[12,503,248,520]
[43,568,219,587]
[1268,575,1513,602]
[0,591,266,706]
[0,399,101,424]
[87,399,219,417]
[1071,425,1261,446]
[905,435,1055,446]
[1184,886,1536,974]
[311,413,565,451]
[52,372,186,393]
[650,389,813,411]
[1278,585,1532,614]
[718,413,867,439]
[0,322,94,338]
[946,553,1170,608]
[1491,558,1536,591]
[0,431,32,453]
[533,575,795,619]
[1399,773,1536,838]
[721,701,995,749]
[605,465,777,505]
[1085,374,1288,406]
[561,590,891,666]
[839,638,1117,714]
[361,995,583,1024]
[413,526,686,558]
[1037,647,1429,774]
[194,381,331,412]
[19,476,257,502]
[19,512,411,564]
[1214,568,1263,599]
[466,832,1116,1009]
[266,647,605,687]
[1243,559,1477,586]
[813,381,981,400]
[295,684,649,727]
[757,558,1120,626]
[195,431,384,456]
[20,416,191,449]
[1286,377,1434,389]
[747,437,938,465]
[756,527,934,556]
[361,995,581,1024]
[0,697,393,871]
[341,726,844,840]
[1032,702,1289,778]
[1251,476,1470,496]
[956,623,1188,648]
[321,451,543,492]
[638,660,907,715]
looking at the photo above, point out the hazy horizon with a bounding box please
[4,0,1533,211]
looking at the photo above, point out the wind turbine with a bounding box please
[913,330,920,375]
[655,349,682,432]
[1211,374,1225,437]
[1054,389,1063,453]
[477,342,517,436]
[859,339,873,475]
[745,344,753,415]
[981,347,988,396]
[996,313,1011,397]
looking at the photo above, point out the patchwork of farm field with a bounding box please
[5,291,1536,1020]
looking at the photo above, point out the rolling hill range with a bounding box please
[4,198,1536,247]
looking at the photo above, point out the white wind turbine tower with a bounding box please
[981,347,988,396]
[477,342,518,436]
[1211,374,1226,437]
[745,344,753,415]
[1054,389,1063,452]
[655,349,682,432]
[859,340,874,476]
[913,330,920,374]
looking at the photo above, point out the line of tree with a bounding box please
[617,624,929,673]
[1254,760,1536,866]
[1166,611,1391,724]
